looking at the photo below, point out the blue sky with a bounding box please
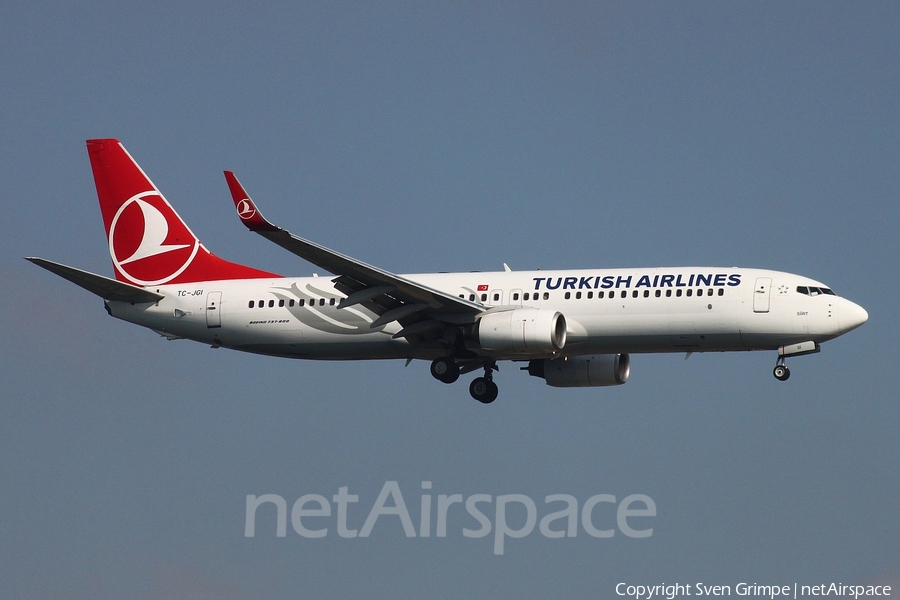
[2,2,898,598]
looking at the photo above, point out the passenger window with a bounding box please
[632,290,638,298]
[513,293,520,301]
[289,299,295,307]
[717,289,724,296]
[686,289,692,297]
[299,299,305,306]
[259,299,264,307]
[543,292,549,300]
[268,300,275,307]
[481,293,487,302]
[493,293,500,302]
[459,294,464,298]
[575,292,581,299]
[469,294,476,301]
[279,299,285,307]
[587,291,593,299]
[707,289,713,296]
[565,292,571,300]
[643,290,649,298]
[655,290,661,298]
[598,291,605,299]
[676,290,682,297]
[330,298,336,305]
[666,290,672,297]
[249,300,255,308]
[319,298,325,306]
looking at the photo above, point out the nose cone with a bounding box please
[839,298,868,334]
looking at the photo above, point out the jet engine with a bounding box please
[526,354,630,387]
[477,308,567,355]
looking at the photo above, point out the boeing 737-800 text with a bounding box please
[27,140,868,403]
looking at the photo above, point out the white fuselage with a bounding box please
[106,266,867,361]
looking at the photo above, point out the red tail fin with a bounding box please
[87,139,278,285]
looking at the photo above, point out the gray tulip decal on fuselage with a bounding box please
[271,281,386,334]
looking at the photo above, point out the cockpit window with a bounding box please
[797,285,836,296]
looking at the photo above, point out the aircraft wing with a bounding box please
[224,172,484,334]
[25,257,164,303]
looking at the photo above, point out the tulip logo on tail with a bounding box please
[236,198,256,220]
[109,191,199,285]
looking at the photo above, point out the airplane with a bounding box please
[27,139,868,403]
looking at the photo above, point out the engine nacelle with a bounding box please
[477,308,567,355]
[526,354,630,388]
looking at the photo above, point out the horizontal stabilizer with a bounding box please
[25,257,164,303]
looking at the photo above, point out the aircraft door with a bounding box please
[206,291,222,328]
[753,278,771,313]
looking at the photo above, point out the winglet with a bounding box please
[224,171,279,232]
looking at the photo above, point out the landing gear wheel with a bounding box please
[430,357,460,384]
[773,365,791,381]
[469,377,499,404]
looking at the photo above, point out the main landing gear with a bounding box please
[430,357,499,404]
[430,357,460,384]
[469,373,499,404]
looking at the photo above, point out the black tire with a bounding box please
[773,365,791,381]
[470,377,498,404]
[431,357,460,384]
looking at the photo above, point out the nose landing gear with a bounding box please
[773,354,791,381]
[772,341,820,381]
[773,362,791,381]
